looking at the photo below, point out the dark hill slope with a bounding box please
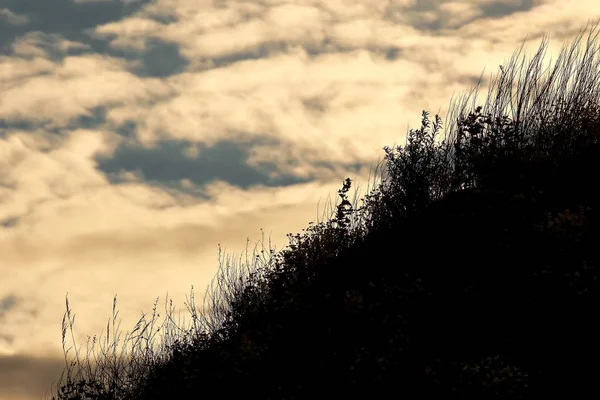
[131,107,600,400]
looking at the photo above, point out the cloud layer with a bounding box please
[1,0,599,399]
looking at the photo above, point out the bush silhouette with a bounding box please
[48,20,600,400]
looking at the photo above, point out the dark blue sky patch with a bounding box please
[96,137,313,190]
[384,47,402,61]
[385,0,535,32]
[0,119,42,137]
[0,0,143,53]
[0,215,19,228]
[130,37,188,78]
[0,295,19,320]
[1,0,143,33]
[114,119,138,140]
[0,106,110,143]
[480,0,534,19]
[63,105,109,131]
[0,0,189,78]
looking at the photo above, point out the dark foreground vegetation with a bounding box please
[48,21,600,400]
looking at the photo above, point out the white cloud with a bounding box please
[0,54,173,124]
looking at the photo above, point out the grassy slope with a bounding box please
[49,20,600,400]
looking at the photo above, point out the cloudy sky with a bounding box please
[1,0,599,399]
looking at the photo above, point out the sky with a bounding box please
[1,1,600,399]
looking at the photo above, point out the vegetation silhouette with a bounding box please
[47,20,600,400]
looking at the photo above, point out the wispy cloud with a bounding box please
[0,8,29,26]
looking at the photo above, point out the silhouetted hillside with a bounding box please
[49,21,600,400]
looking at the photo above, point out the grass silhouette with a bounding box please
[46,19,600,400]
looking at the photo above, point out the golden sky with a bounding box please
[1,1,600,399]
